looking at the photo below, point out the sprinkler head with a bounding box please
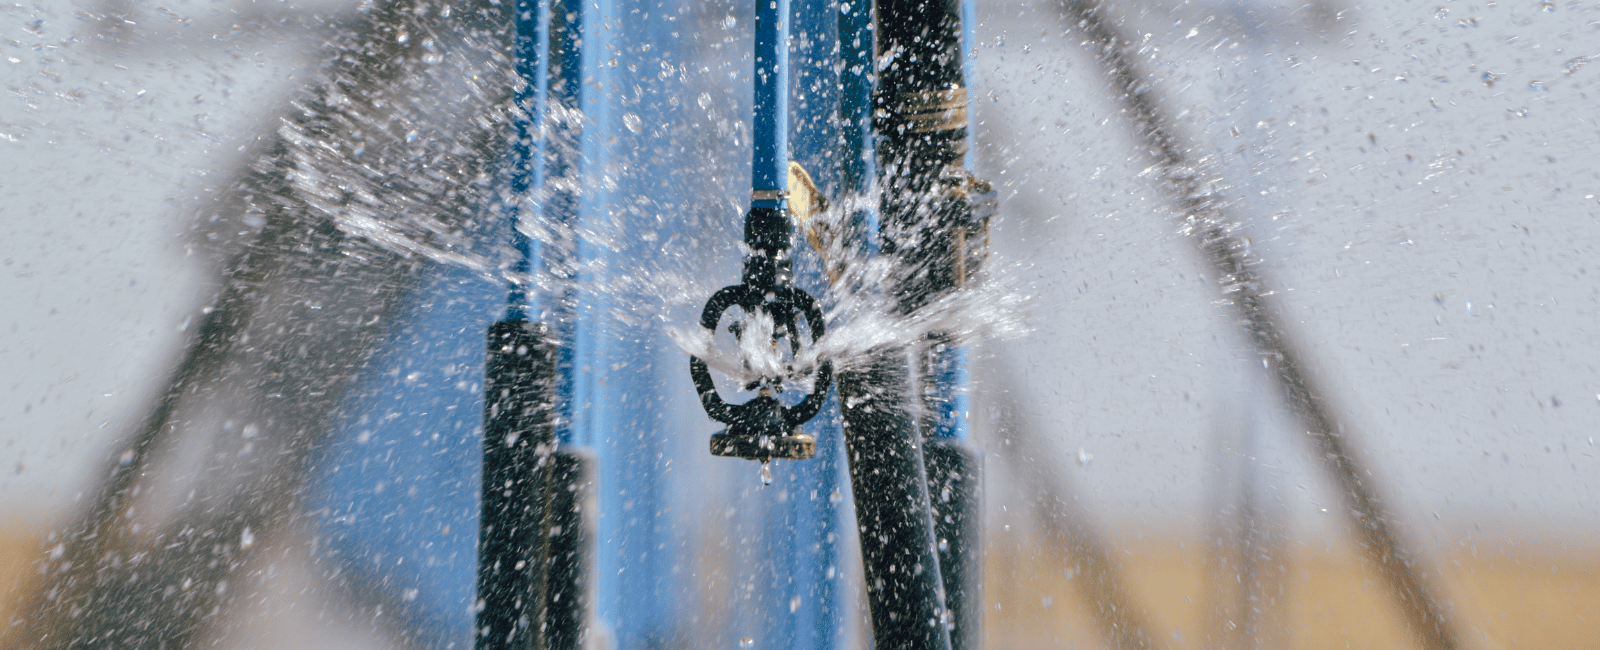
[688,274,832,463]
[708,393,817,460]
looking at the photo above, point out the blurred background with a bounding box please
[3,0,1599,648]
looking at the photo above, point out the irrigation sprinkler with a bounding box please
[478,320,558,650]
[4,0,506,646]
[854,1,991,648]
[473,3,552,649]
[893,2,994,645]
[474,1,591,649]
[687,0,834,468]
[684,0,991,648]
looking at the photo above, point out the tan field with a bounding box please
[2,531,39,636]
[4,527,1595,649]
[987,533,1600,650]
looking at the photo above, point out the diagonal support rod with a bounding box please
[1055,3,1463,649]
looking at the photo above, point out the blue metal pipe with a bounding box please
[920,0,980,446]
[923,341,970,443]
[838,0,877,252]
[545,0,583,448]
[568,0,611,453]
[564,2,693,648]
[505,0,550,321]
[751,0,791,204]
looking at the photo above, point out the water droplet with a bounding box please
[1540,0,1555,10]
[240,527,255,550]
[789,596,801,612]
[623,112,643,134]
[760,461,772,486]
[396,32,409,44]
[1076,447,1093,467]
[404,130,419,144]
[119,449,135,466]
[938,538,949,552]
[739,637,754,648]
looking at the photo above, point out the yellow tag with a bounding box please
[787,161,842,284]
[787,162,827,225]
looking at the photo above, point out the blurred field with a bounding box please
[1,529,42,634]
[985,532,1600,650]
[5,526,1597,649]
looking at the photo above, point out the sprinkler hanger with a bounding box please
[688,0,833,463]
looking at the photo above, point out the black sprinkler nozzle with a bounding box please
[708,392,817,460]
[689,206,832,462]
